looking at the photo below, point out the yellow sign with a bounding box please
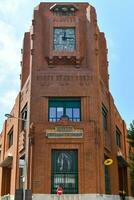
[104,158,113,166]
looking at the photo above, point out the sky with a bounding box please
[0,0,134,131]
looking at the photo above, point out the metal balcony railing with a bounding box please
[51,172,78,194]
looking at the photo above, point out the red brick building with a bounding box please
[0,2,132,200]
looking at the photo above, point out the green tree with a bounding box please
[127,120,134,178]
[128,120,134,196]
[128,120,134,146]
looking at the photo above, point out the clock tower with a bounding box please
[20,2,129,199]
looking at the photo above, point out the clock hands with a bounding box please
[62,36,74,40]
[62,31,74,40]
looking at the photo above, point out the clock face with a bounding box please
[53,28,76,51]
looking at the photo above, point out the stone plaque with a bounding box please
[46,126,83,138]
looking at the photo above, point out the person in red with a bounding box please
[57,185,63,196]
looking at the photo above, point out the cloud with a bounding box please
[0,89,18,132]
[0,0,34,132]
[106,35,120,64]
[0,20,21,70]
[0,4,21,128]
[0,90,18,109]
[0,19,21,99]
[0,0,25,16]
[0,73,6,84]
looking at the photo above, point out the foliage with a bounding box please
[128,120,134,147]
[129,153,134,178]
[127,120,134,178]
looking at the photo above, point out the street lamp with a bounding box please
[5,114,27,122]
[5,113,29,200]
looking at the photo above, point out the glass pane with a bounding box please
[57,107,63,119]
[8,133,13,148]
[49,98,80,107]
[57,152,73,172]
[116,132,121,147]
[73,108,80,119]
[66,108,73,119]
[52,150,78,173]
[65,175,75,184]
[50,107,56,118]
[22,120,27,130]
[65,100,80,108]
[54,175,64,188]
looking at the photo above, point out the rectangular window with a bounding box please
[8,127,13,148]
[116,127,121,148]
[49,98,81,122]
[21,104,28,131]
[104,155,111,194]
[51,150,78,194]
[102,105,108,130]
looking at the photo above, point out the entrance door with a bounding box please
[2,167,11,195]
[51,149,78,194]
[118,165,128,194]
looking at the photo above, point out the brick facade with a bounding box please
[0,3,132,200]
